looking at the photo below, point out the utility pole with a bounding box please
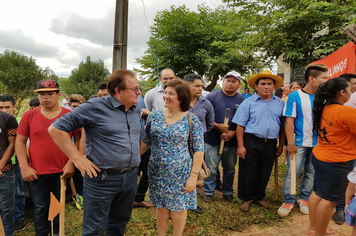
[112,0,128,71]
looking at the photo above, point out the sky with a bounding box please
[0,0,221,78]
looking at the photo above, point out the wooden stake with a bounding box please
[60,178,66,236]
[0,215,5,236]
[290,153,296,195]
[219,108,230,154]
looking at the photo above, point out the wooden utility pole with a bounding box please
[112,0,128,71]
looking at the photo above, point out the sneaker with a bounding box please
[203,195,213,203]
[223,195,237,203]
[192,206,204,214]
[332,210,345,225]
[14,220,25,232]
[297,199,309,215]
[73,194,83,210]
[278,203,293,217]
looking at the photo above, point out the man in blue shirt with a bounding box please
[233,70,285,212]
[48,69,142,236]
[203,71,244,203]
[183,74,215,213]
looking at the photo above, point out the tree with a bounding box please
[62,56,110,99]
[136,4,270,91]
[223,0,356,69]
[0,50,45,115]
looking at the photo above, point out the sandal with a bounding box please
[306,227,336,235]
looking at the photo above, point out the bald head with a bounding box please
[160,68,176,87]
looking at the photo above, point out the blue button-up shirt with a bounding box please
[232,93,285,139]
[189,96,215,133]
[52,95,141,169]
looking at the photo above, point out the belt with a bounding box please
[101,166,136,174]
[246,133,277,143]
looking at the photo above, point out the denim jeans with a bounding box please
[13,164,26,221]
[283,146,314,204]
[82,167,137,236]
[0,169,15,236]
[135,149,150,202]
[29,173,61,236]
[203,143,237,196]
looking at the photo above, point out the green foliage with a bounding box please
[61,56,110,99]
[223,0,356,68]
[0,50,45,115]
[136,4,270,91]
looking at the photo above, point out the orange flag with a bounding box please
[48,192,62,221]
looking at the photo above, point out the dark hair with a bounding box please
[304,64,328,83]
[244,87,250,91]
[97,83,107,92]
[340,73,356,82]
[183,74,203,83]
[107,70,136,95]
[29,98,40,107]
[164,79,191,111]
[274,87,283,98]
[0,94,15,105]
[312,77,349,137]
[290,81,303,89]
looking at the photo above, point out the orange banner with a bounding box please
[310,41,356,80]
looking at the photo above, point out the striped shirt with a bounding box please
[283,89,317,147]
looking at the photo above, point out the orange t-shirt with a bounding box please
[313,104,356,163]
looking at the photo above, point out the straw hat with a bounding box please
[248,70,284,89]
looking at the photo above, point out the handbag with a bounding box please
[188,113,211,180]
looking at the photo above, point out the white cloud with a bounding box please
[0,0,218,77]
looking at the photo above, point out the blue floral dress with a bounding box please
[143,110,204,211]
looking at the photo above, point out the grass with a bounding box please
[15,156,305,236]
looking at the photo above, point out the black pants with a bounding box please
[135,148,151,202]
[238,133,277,201]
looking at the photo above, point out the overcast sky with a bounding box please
[0,0,221,78]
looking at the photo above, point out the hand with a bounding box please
[142,109,150,117]
[184,176,197,193]
[287,144,297,156]
[61,161,75,179]
[237,146,247,159]
[73,155,101,178]
[275,145,283,157]
[215,123,229,133]
[345,203,349,213]
[220,130,234,142]
[21,165,38,182]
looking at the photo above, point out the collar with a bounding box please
[157,85,164,93]
[107,94,137,110]
[253,93,276,101]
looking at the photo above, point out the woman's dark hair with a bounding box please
[313,77,349,137]
[164,79,191,111]
[274,87,283,98]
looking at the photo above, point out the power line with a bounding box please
[140,0,151,37]
[209,0,218,8]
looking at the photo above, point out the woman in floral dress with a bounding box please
[141,79,204,236]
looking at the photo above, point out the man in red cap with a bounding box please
[15,80,80,236]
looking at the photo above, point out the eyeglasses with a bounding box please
[122,87,141,94]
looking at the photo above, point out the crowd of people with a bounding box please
[0,65,356,236]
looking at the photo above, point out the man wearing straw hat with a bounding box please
[278,64,328,217]
[232,70,285,212]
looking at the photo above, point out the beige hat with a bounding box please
[248,70,284,89]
